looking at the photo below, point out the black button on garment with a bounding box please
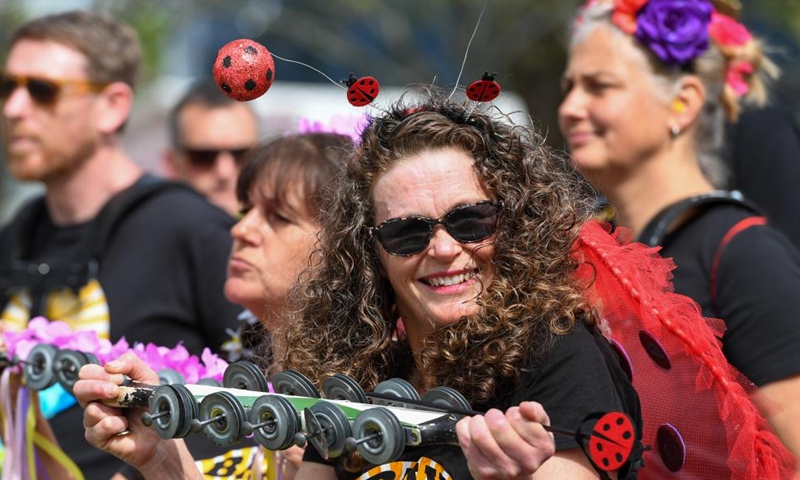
[639,330,671,370]
[657,423,686,472]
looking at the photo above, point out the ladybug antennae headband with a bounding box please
[213,39,381,108]
[213,1,502,108]
[448,0,492,101]
[270,53,346,93]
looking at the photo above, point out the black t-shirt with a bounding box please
[656,203,800,386]
[0,178,245,479]
[305,321,642,480]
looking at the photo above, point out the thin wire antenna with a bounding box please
[466,102,478,118]
[272,53,347,91]
[448,0,492,100]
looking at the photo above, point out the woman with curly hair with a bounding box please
[559,0,800,476]
[74,132,352,480]
[283,88,643,479]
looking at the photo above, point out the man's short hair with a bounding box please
[168,80,255,148]
[9,10,141,89]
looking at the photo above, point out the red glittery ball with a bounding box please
[212,39,275,101]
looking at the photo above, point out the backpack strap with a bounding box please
[0,175,196,317]
[638,190,763,247]
[0,196,48,314]
[637,190,768,314]
[78,174,195,265]
[709,216,768,308]
[3,195,48,262]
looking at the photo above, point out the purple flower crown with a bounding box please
[632,0,713,67]
[583,0,757,95]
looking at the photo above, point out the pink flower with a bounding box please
[3,318,228,383]
[2,330,29,356]
[613,0,649,34]
[29,317,63,342]
[709,11,752,47]
[135,344,166,371]
[71,330,102,352]
[296,114,367,142]
[14,339,38,360]
[101,338,131,363]
[174,355,202,383]
[726,61,753,96]
[201,348,229,381]
[163,344,190,363]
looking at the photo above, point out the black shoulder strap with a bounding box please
[5,194,48,262]
[78,174,195,264]
[638,190,764,247]
[0,194,48,295]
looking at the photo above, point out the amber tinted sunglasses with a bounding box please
[0,73,109,105]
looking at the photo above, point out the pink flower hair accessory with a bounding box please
[295,113,369,143]
[726,60,754,97]
[708,11,752,47]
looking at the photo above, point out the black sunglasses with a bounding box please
[181,147,251,168]
[370,201,502,256]
[0,73,108,105]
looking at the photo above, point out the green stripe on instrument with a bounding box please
[184,384,450,427]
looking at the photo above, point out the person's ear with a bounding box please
[669,76,705,136]
[94,82,134,134]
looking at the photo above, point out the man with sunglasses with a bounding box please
[0,10,242,479]
[163,80,259,217]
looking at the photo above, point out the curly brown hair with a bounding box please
[282,87,599,405]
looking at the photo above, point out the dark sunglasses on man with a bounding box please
[180,146,251,169]
[0,72,108,105]
[370,201,502,256]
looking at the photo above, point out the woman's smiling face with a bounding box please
[371,147,496,346]
[559,25,672,180]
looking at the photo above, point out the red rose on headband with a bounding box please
[613,0,648,34]
[709,11,752,47]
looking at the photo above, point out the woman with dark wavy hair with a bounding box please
[284,87,642,479]
[74,132,352,480]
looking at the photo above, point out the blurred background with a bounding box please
[1,0,799,222]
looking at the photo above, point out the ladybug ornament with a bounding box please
[466,72,501,102]
[213,39,275,101]
[588,412,636,472]
[342,73,380,107]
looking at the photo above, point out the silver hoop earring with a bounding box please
[670,125,681,139]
